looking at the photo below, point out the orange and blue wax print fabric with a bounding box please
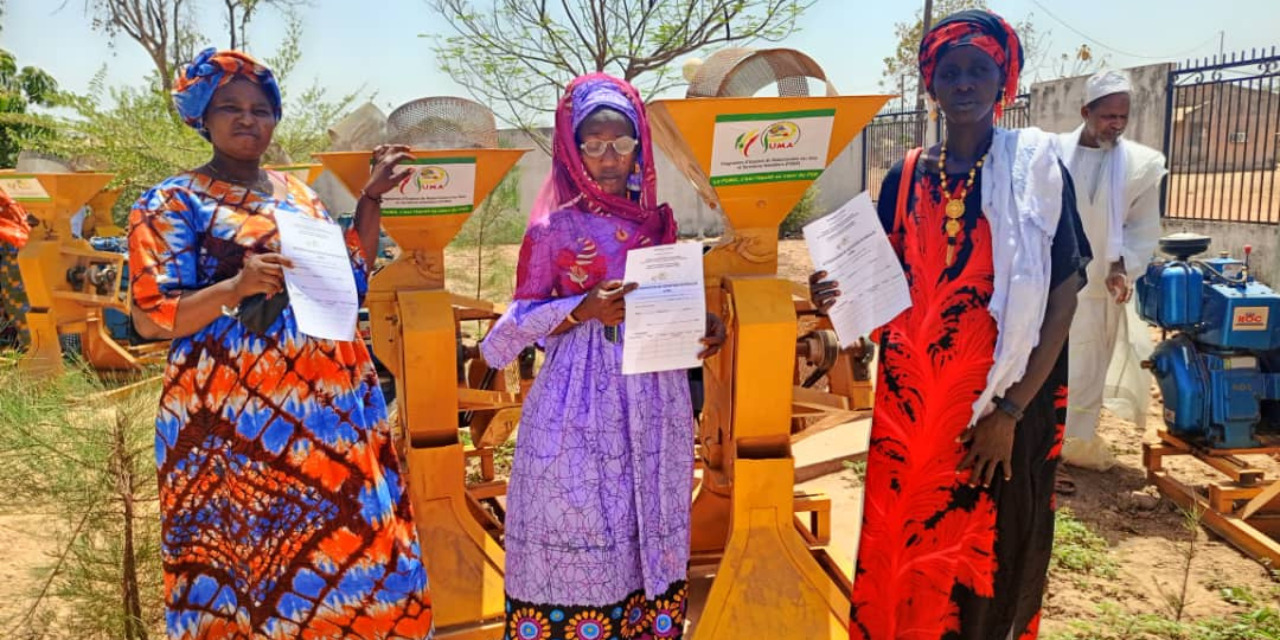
[172,47,283,139]
[129,171,434,639]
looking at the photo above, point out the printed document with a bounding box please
[621,242,707,375]
[803,191,911,345]
[276,211,360,341]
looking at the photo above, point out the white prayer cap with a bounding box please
[1086,69,1133,104]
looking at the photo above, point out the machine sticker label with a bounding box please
[1164,407,1176,423]
[0,174,51,202]
[709,109,835,187]
[379,157,476,217]
[1231,306,1269,332]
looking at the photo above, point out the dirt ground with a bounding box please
[2,239,1277,636]
[1042,409,1280,633]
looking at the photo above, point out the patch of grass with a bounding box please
[1211,579,1280,608]
[0,361,163,638]
[1051,507,1119,580]
[1045,601,1280,640]
[1217,584,1261,607]
[843,458,867,489]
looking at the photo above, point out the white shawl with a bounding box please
[972,127,1065,426]
[1059,124,1126,263]
[1059,126,1168,279]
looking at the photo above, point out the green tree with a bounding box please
[30,72,208,222]
[428,0,815,146]
[454,166,524,301]
[263,13,362,164]
[779,184,818,239]
[0,48,60,167]
[77,0,310,93]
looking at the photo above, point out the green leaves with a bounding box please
[0,48,62,167]
[26,83,207,223]
[428,0,816,136]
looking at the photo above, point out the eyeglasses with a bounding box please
[579,136,639,158]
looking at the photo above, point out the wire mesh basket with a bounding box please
[386,96,500,149]
[685,48,838,98]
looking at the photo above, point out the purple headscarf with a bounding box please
[570,77,640,134]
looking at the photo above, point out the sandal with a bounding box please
[1054,469,1078,496]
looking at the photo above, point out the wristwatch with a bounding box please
[993,395,1025,422]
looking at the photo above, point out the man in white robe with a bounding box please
[1059,70,1168,474]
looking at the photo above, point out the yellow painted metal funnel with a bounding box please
[88,187,122,216]
[85,187,124,237]
[648,96,890,232]
[0,173,115,239]
[313,149,528,255]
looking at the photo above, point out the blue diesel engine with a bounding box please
[1136,233,1280,448]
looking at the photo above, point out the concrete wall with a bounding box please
[1162,219,1280,286]
[1029,62,1171,150]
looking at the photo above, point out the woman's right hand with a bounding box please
[232,253,294,300]
[573,279,638,326]
[809,270,840,315]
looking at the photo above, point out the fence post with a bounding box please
[1161,62,1177,217]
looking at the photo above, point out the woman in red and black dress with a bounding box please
[811,10,1090,640]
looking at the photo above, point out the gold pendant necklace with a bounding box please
[938,145,988,266]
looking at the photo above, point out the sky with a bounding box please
[3,0,1279,125]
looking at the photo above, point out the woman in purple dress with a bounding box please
[480,73,723,640]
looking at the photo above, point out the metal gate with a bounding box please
[861,95,1031,201]
[1163,48,1280,223]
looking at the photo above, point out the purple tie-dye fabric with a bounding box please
[480,208,693,607]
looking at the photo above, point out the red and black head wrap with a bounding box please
[918,9,1023,119]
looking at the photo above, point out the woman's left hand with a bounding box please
[362,144,415,199]
[956,411,1016,488]
[698,313,726,360]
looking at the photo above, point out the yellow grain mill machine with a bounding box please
[686,48,878,436]
[315,96,529,640]
[5,172,167,374]
[649,49,891,638]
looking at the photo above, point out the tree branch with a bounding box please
[428,0,813,124]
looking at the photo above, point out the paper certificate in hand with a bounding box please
[803,191,911,345]
[275,211,360,342]
[621,242,707,375]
